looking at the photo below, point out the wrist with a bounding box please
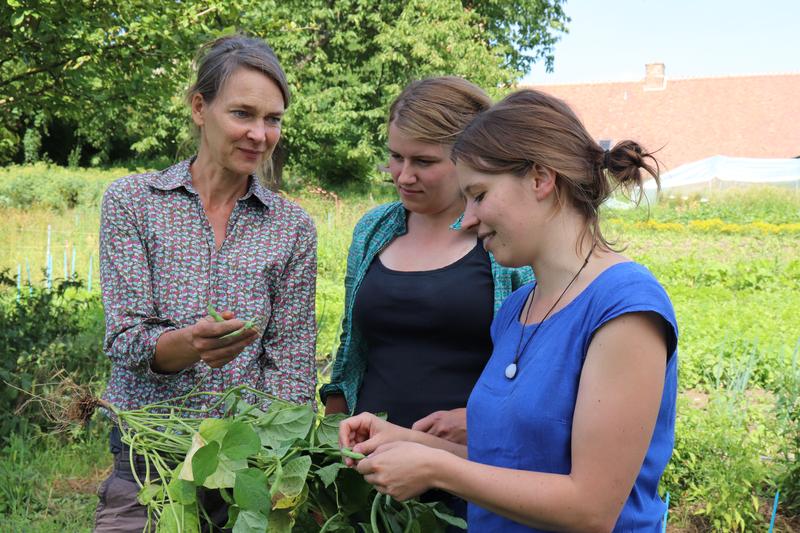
[427,447,459,491]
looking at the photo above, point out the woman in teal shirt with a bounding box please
[321,77,532,444]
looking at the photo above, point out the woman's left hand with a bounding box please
[355,441,442,501]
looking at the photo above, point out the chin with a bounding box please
[490,250,528,269]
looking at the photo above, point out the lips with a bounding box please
[398,186,423,195]
[238,148,264,160]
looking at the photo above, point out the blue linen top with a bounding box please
[319,202,534,411]
[467,262,678,533]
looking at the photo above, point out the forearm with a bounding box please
[152,327,200,373]
[408,428,467,459]
[432,454,611,532]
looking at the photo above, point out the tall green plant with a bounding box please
[0,272,107,438]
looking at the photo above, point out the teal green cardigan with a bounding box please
[319,202,534,412]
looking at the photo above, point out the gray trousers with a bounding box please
[94,453,228,533]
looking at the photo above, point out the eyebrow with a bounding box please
[386,147,441,160]
[463,183,480,197]
[235,103,284,116]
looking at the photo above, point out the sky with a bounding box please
[522,0,800,85]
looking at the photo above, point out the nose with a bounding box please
[396,161,416,185]
[246,122,268,144]
[460,200,480,230]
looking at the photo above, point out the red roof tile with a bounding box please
[521,71,800,172]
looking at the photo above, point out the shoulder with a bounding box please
[103,171,158,201]
[265,191,315,234]
[101,171,168,219]
[592,262,672,310]
[350,201,404,243]
[355,202,404,231]
[587,262,678,355]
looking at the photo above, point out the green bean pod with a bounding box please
[206,304,224,322]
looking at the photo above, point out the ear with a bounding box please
[529,164,557,201]
[190,93,206,128]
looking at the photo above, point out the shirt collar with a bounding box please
[147,157,272,209]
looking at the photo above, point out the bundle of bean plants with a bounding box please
[59,384,464,533]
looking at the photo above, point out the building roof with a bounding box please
[521,67,800,172]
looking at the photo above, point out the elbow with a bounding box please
[572,509,618,533]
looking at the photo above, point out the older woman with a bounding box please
[94,35,316,532]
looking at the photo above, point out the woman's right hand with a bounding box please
[338,412,412,466]
[188,310,260,368]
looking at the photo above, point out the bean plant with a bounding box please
[99,385,464,533]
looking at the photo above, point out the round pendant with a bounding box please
[505,363,517,379]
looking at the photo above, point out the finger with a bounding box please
[355,457,374,476]
[201,347,243,367]
[352,436,384,456]
[339,413,372,448]
[411,414,436,432]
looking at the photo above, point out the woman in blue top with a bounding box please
[340,89,678,532]
[321,77,532,443]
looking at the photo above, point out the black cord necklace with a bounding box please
[505,242,597,380]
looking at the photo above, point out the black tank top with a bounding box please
[353,241,494,428]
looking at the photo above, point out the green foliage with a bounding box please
[662,391,774,532]
[606,186,800,225]
[22,127,42,164]
[774,342,800,515]
[0,1,568,183]
[0,272,107,438]
[0,420,110,524]
[0,163,120,209]
[110,387,465,532]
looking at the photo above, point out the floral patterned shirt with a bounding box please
[99,159,317,415]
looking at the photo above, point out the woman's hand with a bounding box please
[355,441,443,501]
[412,408,467,444]
[338,412,412,466]
[189,310,260,368]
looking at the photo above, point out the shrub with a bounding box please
[0,271,108,438]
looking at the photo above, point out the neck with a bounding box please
[191,149,250,209]
[529,210,595,298]
[406,197,467,235]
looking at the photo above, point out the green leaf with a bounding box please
[431,506,467,529]
[223,504,240,529]
[157,502,200,533]
[267,508,295,532]
[204,454,248,489]
[315,413,347,447]
[179,433,207,482]
[200,418,233,444]
[191,441,220,486]
[232,509,269,533]
[256,404,315,450]
[167,475,197,505]
[335,468,374,514]
[269,455,311,509]
[315,462,347,488]
[136,482,162,506]
[234,468,270,511]
[222,421,261,460]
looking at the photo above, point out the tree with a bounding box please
[0,0,568,183]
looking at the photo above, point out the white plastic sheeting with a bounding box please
[643,156,800,200]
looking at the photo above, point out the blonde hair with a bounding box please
[452,89,660,249]
[388,77,491,145]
